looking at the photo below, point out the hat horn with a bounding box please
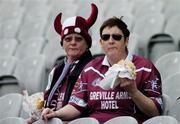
[54,13,62,35]
[86,3,98,28]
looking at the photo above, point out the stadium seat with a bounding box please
[43,41,66,69]
[163,0,180,19]
[0,117,27,124]
[69,117,99,124]
[90,40,104,56]
[155,52,180,81]
[0,0,22,7]
[53,55,66,67]
[128,33,139,55]
[44,22,59,43]
[18,18,47,42]
[0,75,21,96]
[33,118,63,124]
[0,6,24,22]
[76,2,98,20]
[90,17,102,41]
[104,0,133,14]
[164,14,180,46]
[0,56,18,76]
[15,37,46,59]
[103,1,134,31]
[132,13,165,57]
[23,4,51,22]
[23,0,49,9]
[148,33,177,63]
[0,56,20,96]
[132,0,157,13]
[49,1,78,18]
[13,55,46,95]
[162,93,172,115]
[134,0,164,18]
[0,39,18,57]
[163,72,180,105]
[168,99,180,123]
[104,116,138,124]
[142,115,180,124]
[0,17,22,39]
[0,93,23,119]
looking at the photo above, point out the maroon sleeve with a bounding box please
[68,69,88,113]
[142,63,163,114]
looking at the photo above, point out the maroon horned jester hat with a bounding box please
[54,3,98,48]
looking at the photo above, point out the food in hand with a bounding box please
[117,59,136,79]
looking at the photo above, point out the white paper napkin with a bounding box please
[98,61,136,90]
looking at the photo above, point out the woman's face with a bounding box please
[62,33,88,62]
[100,26,128,57]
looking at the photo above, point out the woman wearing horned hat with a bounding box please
[27,3,98,124]
[41,8,162,124]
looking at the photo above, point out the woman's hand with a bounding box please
[119,78,138,96]
[26,117,33,124]
[119,78,160,116]
[41,108,56,121]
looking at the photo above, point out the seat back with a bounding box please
[0,93,23,119]
[104,116,138,124]
[128,33,139,55]
[142,116,179,124]
[18,18,47,41]
[163,72,180,105]
[0,117,27,124]
[0,39,18,57]
[0,17,22,39]
[162,93,172,115]
[155,52,180,81]
[43,41,65,69]
[15,37,45,59]
[14,55,46,95]
[164,14,180,45]
[33,118,63,124]
[148,33,177,63]
[90,40,104,56]
[0,75,21,96]
[132,13,165,57]
[168,99,180,123]
[0,56,18,76]
[134,0,164,18]
[69,117,99,124]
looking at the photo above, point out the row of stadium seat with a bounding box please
[0,92,179,124]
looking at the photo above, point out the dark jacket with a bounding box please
[44,50,92,108]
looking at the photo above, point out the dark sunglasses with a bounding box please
[101,34,123,41]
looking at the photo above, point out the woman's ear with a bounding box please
[99,39,103,45]
[61,41,65,49]
[125,37,129,46]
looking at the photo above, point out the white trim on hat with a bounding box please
[62,16,76,29]
[74,27,81,33]
[64,29,69,35]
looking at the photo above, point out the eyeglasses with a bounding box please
[101,34,123,41]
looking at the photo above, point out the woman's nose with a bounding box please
[70,38,76,44]
[109,36,115,43]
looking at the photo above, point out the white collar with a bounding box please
[102,52,133,67]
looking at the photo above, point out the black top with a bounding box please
[44,50,92,107]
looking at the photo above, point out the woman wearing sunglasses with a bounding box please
[42,17,163,124]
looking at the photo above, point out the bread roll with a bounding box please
[117,59,136,79]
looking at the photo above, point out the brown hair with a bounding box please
[100,16,130,39]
